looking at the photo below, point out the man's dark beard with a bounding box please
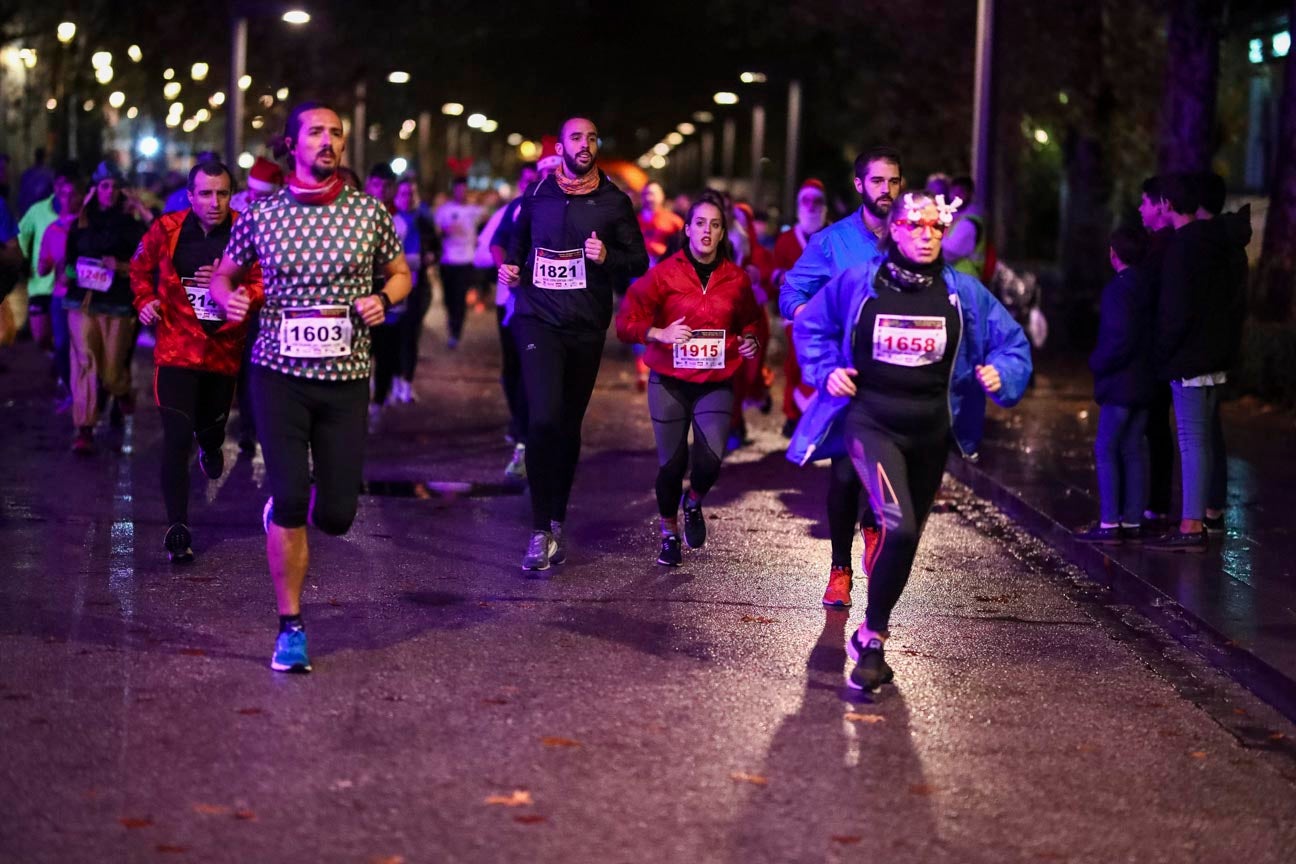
[309,153,338,182]
[564,151,595,177]
[862,194,892,220]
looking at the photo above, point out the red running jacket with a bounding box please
[616,250,762,384]
[130,209,264,377]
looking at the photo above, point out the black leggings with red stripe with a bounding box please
[844,411,949,633]
[155,365,237,525]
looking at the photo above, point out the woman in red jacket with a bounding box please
[616,194,761,566]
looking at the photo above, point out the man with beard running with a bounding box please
[499,116,649,571]
[781,147,902,609]
[209,102,411,673]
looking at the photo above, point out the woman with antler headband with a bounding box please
[793,190,1033,691]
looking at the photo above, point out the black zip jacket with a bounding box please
[506,171,648,332]
[1155,214,1249,380]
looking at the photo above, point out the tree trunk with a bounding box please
[1157,0,1223,172]
[1255,0,1296,323]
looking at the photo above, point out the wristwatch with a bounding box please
[375,292,393,313]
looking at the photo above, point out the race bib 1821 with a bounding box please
[75,257,114,293]
[278,305,354,358]
[533,248,587,290]
[673,329,726,370]
[181,278,224,322]
[872,315,948,367]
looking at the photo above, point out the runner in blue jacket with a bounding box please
[792,190,1032,690]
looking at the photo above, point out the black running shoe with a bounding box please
[681,493,707,549]
[845,630,894,691]
[199,446,224,480]
[657,533,682,567]
[164,522,195,564]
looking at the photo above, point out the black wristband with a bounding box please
[375,292,393,313]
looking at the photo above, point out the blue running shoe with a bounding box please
[270,628,312,673]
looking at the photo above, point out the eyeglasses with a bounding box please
[894,218,946,233]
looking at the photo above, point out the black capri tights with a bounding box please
[846,422,949,633]
[250,366,369,535]
[647,372,734,518]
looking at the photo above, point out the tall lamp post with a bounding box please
[227,7,310,165]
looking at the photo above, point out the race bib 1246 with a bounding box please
[76,257,114,293]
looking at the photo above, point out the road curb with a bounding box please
[946,456,1296,724]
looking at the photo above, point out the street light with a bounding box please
[91,51,112,69]
[677,122,696,135]
[238,152,255,169]
[666,132,684,146]
[387,71,410,84]
[238,74,252,91]
[441,102,464,116]
[163,82,182,100]
[138,136,160,157]
[282,9,311,24]
[128,45,142,62]
[210,91,226,107]
[163,67,175,80]
[191,62,209,82]
[692,110,714,123]
[57,22,76,44]
[229,9,311,166]
[108,91,125,108]
[713,92,738,105]
[466,113,486,129]
[126,106,138,119]
[276,87,289,101]
[481,119,498,133]
[95,66,113,84]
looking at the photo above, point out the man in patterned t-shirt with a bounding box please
[210,102,411,674]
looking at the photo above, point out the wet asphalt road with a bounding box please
[2,309,1295,863]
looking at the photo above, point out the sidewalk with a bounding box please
[947,353,1296,720]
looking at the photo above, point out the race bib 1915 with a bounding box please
[182,278,224,322]
[533,248,587,290]
[872,315,947,367]
[76,257,114,293]
[673,329,726,370]
[279,305,354,358]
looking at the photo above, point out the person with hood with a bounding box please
[792,190,1032,691]
[772,178,829,437]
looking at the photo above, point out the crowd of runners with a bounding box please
[1,104,1034,691]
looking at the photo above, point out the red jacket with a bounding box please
[616,250,761,383]
[130,209,263,377]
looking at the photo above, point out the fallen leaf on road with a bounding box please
[191,804,230,816]
[1190,751,1207,759]
[513,814,546,825]
[119,817,153,829]
[235,707,262,716]
[730,772,768,786]
[485,790,533,807]
[740,614,777,625]
[908,784,940,796]
[155,844,189,854]
[541,736,580,748]
[233,809,257,821]
[831,835,862,845]
[843,712,885,724]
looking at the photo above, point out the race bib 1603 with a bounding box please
[279,305,354,358]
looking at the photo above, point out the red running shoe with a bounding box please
[861,525,881,577]
[822,566,853,607]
